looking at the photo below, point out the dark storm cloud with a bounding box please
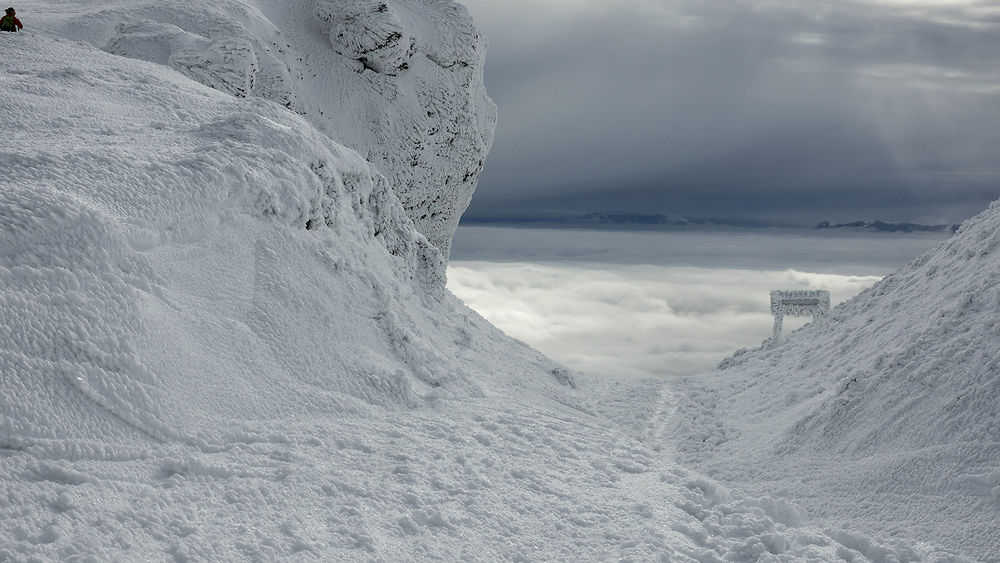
[459,0,1000,224]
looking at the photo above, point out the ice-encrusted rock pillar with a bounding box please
[314,0,497,258]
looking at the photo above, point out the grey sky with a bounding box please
[458,0,1000,225]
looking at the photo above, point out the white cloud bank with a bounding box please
[449,261,881,378]
[448,226,948,378]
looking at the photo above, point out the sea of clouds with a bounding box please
[448,226,949,378]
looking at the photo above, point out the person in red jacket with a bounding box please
[1,7,22,32]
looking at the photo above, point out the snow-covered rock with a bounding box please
[305,0,497,258]
[60,0,495,258]
[315,0,411,75]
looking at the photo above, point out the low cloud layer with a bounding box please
[448,225,947,378]
[460,0,1000,224]
[449,261,881,378]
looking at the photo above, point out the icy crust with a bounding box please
[674,204,1000,557]
[0,186,170,444]
[54,0,495,258]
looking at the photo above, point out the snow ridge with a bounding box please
[0,32,472,444]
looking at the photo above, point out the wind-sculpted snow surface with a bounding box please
[674,205,1000,558]
[0,32,479,444]
[108,20,259,98]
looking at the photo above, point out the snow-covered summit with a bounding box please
[3,29,475,442]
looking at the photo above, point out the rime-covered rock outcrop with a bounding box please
[108,20,259,98]
[68,0,494,259]
[306,0,496,258]
[315,1,411,75]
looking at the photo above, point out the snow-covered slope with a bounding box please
[0,1,989,560]
[673,204,1000,558]
[1,32,472,444]
[1,0,504,441]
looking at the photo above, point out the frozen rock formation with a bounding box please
[308,0,496,257]
[315,1,411,75]
[86,0,495,259]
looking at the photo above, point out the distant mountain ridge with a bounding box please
[462,212,779,228]
[582,212,713,226]
[463,212,961,232]
[815,220,960,233]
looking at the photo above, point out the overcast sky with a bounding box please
[458,0,1000,225]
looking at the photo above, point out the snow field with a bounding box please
[2,394,969,561]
